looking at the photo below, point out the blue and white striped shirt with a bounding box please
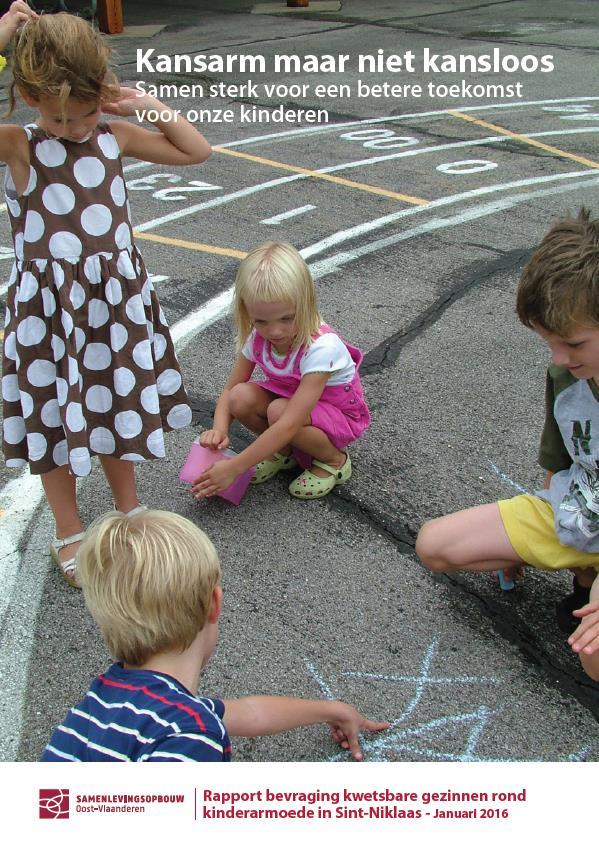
[41,663,232,762]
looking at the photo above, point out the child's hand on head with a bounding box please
[327,703,390,762]
[0,0,37,39]
[568,600,599,656]
[200,429,229,451]
[103,87,176,120]
[102,86,151,118]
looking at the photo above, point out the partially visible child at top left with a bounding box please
[0,7,211,587]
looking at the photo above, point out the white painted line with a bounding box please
[319,128,599,175]
[436,160,498,175]
[0,469,46,763]
[171,172,599,356]
[308,174,599,279]
[261,205,316,225]
[134,173,301,232]
[171,286,234,351]
[302,170,595,259]
[218,97,599,148]
[122,160,154,173]
[0,470,44,625]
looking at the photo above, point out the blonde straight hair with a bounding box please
[233,242,322,350]
[77,510,221,666]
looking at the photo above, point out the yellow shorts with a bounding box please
[498,494,599,572]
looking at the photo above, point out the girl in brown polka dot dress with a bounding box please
[0,8,211,586]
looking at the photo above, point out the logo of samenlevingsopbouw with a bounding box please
[39,788,70,819]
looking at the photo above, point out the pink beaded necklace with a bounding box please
[265,340,300,370]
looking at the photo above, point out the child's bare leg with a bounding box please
[99,456,138,513]
[416,503,524,574]
[230,385,295,459]
[41,466,83,562]
[229,383,275,438]
[291,425,346,477]
[265,398,345,474]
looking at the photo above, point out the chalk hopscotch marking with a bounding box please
[306,640,595,762]
[261,205,316,225]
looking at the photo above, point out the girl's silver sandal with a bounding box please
[49,531,86,589]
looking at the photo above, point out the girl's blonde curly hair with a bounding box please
[8,13,119,118]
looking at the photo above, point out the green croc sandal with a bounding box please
[288,453,352,499]
[251,451,298,484]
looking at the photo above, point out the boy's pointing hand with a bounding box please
[328,704,390,761]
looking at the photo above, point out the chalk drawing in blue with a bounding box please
[484,457,529,494]
[304,637,595,762]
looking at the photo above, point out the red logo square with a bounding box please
[39,788,70,819]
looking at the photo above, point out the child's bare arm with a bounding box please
[200,354,255,450]
[568,572,599,682]
[222,696,389,761]
[107,88,211,165]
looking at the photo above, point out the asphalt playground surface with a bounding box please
[1,0,598,762]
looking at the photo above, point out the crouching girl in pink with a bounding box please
[192,241,370,500]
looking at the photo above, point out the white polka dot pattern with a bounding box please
[42,184,76,215]
[24,210,45,242]
[81,203,112,236]
[2,123,192,476]
[73,157,105,188]
[49,231,82,259]
[36,139,67,167]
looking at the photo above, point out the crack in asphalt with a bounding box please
[361,247,532,375]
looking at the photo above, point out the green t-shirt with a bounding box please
[537,364,599,551]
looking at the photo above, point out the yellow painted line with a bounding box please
[448,110,599,170]
[212,145,429,205]
[134,231,247,259]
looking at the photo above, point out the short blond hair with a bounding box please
[517,208,599,335]
[77,510,221,666]
[233,242,321,350]
[9,13,119,118]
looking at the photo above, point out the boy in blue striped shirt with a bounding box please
[41,510,388,762]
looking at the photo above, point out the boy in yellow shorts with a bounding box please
[416,209,599,683]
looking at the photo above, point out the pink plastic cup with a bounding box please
[179,442,254,505]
